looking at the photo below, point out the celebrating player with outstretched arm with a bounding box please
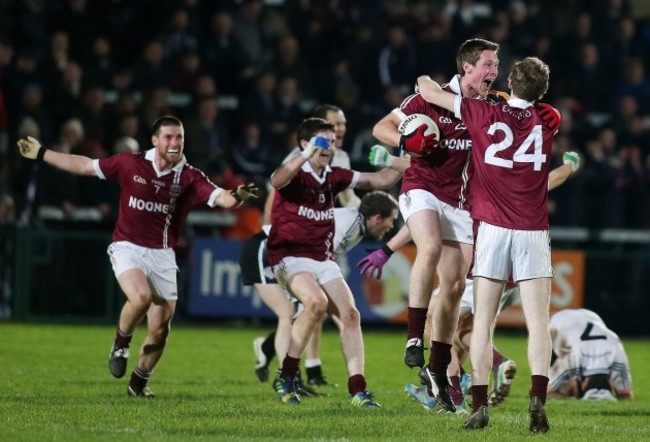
[17,116,258,398]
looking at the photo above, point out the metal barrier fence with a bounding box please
[2,226,119,322]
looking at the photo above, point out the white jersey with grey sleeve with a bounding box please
[549,309,632,394]
[333,207,365,258]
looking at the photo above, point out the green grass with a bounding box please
[0,323,648,441]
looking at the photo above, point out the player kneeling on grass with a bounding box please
[17,116,258,398]
[547,308,633,401]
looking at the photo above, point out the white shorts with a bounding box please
[473,222,552,281]
[107,241,179,300]
[454,279,519,314]
[399,189,473,244]
[459,279,474,311]
[273,257,343,289]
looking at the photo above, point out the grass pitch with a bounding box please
[0,322,648,441]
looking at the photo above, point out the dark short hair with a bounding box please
[456,38,500,75]
[359,190,399,219]
[151,115,183,135]
[297,117,335,142]
[312,104,342,120]
[509,57,550,101]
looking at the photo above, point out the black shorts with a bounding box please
[239,230,277,286]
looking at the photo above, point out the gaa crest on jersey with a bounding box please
[170,184,181,197]
[133,175,147,185]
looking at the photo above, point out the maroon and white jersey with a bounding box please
[94,149,223,249]
[395,76,474,210]
[267,161,358,265]
[455,97,553,230]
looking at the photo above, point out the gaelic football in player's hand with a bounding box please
[399,124,439,156]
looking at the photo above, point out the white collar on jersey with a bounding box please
[447,75,502,100]
[301,158,331,184]
[448,75,462,95]
[145,148,187,176]
[506,97,533,109]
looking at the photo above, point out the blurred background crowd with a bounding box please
[1,0,650,235]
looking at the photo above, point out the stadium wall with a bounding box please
[1,227,648,336]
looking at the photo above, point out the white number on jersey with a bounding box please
[484,123,546,171]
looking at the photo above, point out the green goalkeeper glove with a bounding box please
[563,151,580,173]
[369,145,394,167]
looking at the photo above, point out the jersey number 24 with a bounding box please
[485,124,546,171]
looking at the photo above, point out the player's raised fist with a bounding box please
[369,145,394,168]
[17,136,43,160]
[301,135,330,159]
[563,151,580,173]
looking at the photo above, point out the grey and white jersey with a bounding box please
[549,309,632,394]
[333,207,366,258]
[331,148,351,169]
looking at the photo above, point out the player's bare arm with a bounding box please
[616,387,633,400]
[368,144,411,173]
[270,135,330,189]
[337,187,361,208]
[216,191,242,209]
[387,156,410,173]
[386,224,413,251]
[270,154,307,189]
[416,76,456,113]
[17,136,96,176]
[262,188,275,224]
[548,152,580,191]
[355,167,402,190]
[216,182,259,209]
[372,112,402,147]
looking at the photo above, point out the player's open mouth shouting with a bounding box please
[480,77,495,95]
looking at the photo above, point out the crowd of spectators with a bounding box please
[0,0,649,232]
